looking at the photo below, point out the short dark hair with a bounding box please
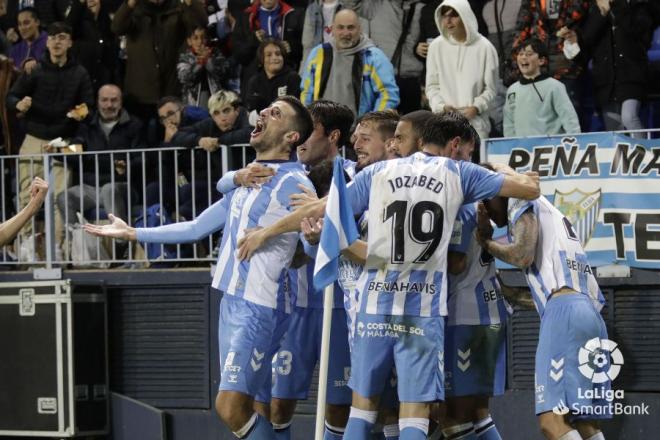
[17,7,39,21]
[276,95,314,148]
[360,110,400,140]
[157,96,183,110]
[307,159,337,197]
[257,38,288,68]
[517,37,549,61]
[480,162,496,172]
[308,100,354,148]
[420,112,475,148]
[439,110,475,144]
[400,110,433,140]
[47,21,72,37]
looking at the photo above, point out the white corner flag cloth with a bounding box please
[312,157,359,291]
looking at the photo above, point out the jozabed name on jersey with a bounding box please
[387,174,444,194]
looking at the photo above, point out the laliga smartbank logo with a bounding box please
[578,337,623,383]
[552,338,649,416]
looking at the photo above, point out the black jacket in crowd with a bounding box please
[66,0,120,93]
[244,66,301,112]
[67,109,144,187]
[6,52,94,140]
[170,107,252,182]
[578,0,660,107]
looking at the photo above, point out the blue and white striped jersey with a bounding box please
[447,203,512,326]
[216,155,355,311]
[508,196,606,316]
[346,152,505,317]
[136,161,313,312]
[286,155,356,309]
[287,256,344,308]
[212,161,314,311]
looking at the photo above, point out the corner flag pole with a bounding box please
[315,283,334,439]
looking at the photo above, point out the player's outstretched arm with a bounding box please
[236,197,327,260]
[494,163,540,200]
[476,204,538,269]
[84,214,137,241]
[84,200,228,244]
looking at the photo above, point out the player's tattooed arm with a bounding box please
[478,209,538,269]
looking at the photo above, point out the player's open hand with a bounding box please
[289,184,318,210]
[301,217,323,245]
[234,163,276,188]
[83,214,136,241]
[236,227,266,261]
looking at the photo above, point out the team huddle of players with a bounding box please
[85,97,611,440]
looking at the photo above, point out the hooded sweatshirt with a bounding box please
[323,34,375,115]
[425,0,498,139]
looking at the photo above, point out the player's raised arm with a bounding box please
[493,163,540,200]
[0,177,49,246]
[476,202,538,269]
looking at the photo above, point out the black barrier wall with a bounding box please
[1,269,659,439]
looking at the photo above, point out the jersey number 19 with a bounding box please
[384,200,444,264]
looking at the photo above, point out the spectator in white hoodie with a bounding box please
[425,0,498,145]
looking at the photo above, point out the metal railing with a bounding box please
[2,128,658,269]
[0,144,253,269]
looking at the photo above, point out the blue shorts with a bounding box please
[535,294,612,421]
[272,307,352,405]
[218,295,290,403]
[349,313,444,403]
[444,324,506,398]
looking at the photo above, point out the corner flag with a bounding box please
[312,157,359,291]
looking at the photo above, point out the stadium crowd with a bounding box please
[0,0,659,264]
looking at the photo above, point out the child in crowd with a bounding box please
[177,26,232,110]
[504,38,581,137]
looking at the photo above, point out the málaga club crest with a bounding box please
[553,189,602,247]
